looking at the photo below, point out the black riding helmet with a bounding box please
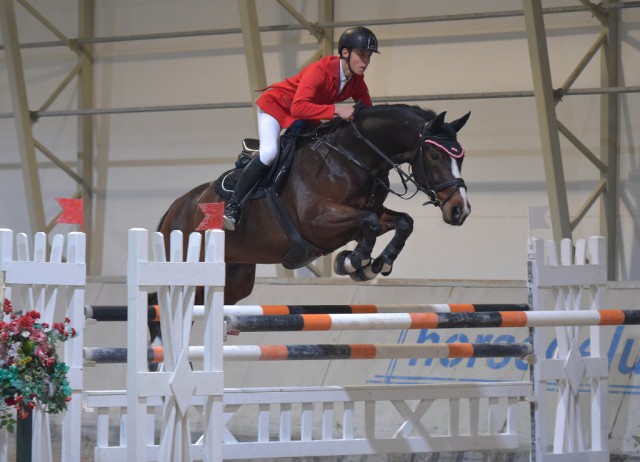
[338,26,380,56]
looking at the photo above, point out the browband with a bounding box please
[424,137,464,159]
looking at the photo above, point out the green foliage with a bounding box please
[0,298,76,431]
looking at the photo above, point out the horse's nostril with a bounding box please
[452,206,461,222]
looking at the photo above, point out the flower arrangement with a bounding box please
[0,298,76,431]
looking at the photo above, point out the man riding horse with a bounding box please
[157,23,471,307]
[223,26,380,230]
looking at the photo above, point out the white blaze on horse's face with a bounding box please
[450,157,471,218]
[435,156,471,227]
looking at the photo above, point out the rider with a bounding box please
[222,26,379,230]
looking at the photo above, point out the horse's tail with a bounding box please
[147,208,169,359]
[156,207,170,232]
[147,290,161,375]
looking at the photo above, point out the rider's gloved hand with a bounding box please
[334,105,355,121]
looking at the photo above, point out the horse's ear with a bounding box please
[450,111,471,133]
[425,111,446,133]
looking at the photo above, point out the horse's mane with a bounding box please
[297,104,437,141]
[357,103,436,122]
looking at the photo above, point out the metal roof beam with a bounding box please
[275,0,324,40]
[318,0,334,57]
[16,0,82,54]
[7,3,639,51]
[0,0,46,234]
[557,121,607,173]
[77,0,96,274]
[238,0,267,106]
[523,0,572,243]
[35,63,81,114]
[571,180,607,231]
[600,0,620,280]
[556,31,607,99]
[3,86,639,120]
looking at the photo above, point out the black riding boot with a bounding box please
[223,157,269,230]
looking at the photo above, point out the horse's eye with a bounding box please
[430,150,441,161]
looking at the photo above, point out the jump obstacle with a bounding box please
[84,302,531,322]
[224,309,640,332]
[0,228,612,462]
[83,342,535,364]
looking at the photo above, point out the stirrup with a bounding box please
[223,205,239,231]
[223,214,237,231]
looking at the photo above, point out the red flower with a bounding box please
[17,316,35,330]
[3,299,12,315]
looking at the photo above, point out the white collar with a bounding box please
[339,60,350,83]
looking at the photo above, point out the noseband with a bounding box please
[348,120,467,209]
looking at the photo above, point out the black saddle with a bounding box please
[213,118,346,269]
[214,119,342,200]
[214,134,295,200]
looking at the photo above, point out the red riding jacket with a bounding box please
[256,56,372,128]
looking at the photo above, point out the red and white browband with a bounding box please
[424,138,465,159]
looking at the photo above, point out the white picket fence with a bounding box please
[0,230,85,461]
[0,228,609,461]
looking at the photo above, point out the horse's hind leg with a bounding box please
[187,264,256,305]
[371,208,414,276]
[147,264,255,348]
[225,263,257,304]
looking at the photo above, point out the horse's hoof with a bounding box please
[350,265,378,282]
[333,250,351,275]
[372,258,393,276]
[349,272,367,282]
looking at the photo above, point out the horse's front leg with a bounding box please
[370,207,414,277]
[332,211,382,281]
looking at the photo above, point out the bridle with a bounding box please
[414,123,467,208]
[346,119,467,209]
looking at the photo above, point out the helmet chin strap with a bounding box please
[342,50,355,77]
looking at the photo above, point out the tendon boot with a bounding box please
[223,157,269,230]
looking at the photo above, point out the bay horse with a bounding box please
[157,104,471,307]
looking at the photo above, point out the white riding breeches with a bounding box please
[257,110,282,166]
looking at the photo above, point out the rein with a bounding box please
[346,119,466,208]
[350,120,417,198]
[319,128,418,201]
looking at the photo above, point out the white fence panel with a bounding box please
[0,229,86,462]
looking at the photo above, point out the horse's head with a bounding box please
[347,104,471,226]
[411,111,471,226]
